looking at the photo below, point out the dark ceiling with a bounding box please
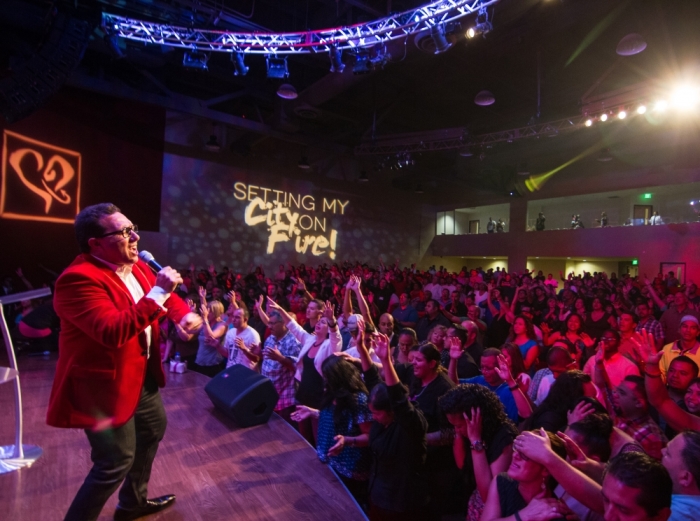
[2,0,700,199]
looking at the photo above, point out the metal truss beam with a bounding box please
[353,115,596,155]
[102,0,499,55]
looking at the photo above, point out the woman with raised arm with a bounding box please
[438,382,518,521]
[192,287,228,376]
[268,298,341,445]
[353,331,429,520]
[481,430,573,521]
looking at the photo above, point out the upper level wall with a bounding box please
[428,222,700,281]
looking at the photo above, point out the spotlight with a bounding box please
[585,119,593,127]
[618,110,627,119]
[329,46,345,73]
[415,184,424,194]
[266,55,289,79]
[231,52,249,76]
[277,83,297,99]
[600,113,608,122]
[358,170,369,182]
[466,7,493,39]
[430,24,452,54]
[459,147,473,157]
[205,135,221,152]
[636,105,647,114]
[670,84,700,111]
[353,45,389,75]
[183,51,209,70]
[298,156,310,169]
[654,100,668,112]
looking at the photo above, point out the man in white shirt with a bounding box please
[585,329,640,388]
[220,308,261,370]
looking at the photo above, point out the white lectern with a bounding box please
[0,287,51,473]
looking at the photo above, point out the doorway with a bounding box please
[633,205,653,226]
[469,220,480,234]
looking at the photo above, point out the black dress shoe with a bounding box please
[114,494,176,520]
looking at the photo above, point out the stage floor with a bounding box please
[0,355,367,521]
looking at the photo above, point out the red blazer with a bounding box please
[46,254,190,429]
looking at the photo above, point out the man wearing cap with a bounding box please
[660,292,699,344]
[659,315,700,381]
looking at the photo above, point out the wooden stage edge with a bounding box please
[0,354,367,521]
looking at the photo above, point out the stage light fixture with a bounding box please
[459,147,473,157]
[352,45,390,75]
[277,83,297,99]
[358,170,369,182]
[183,51,209,70]
[298,156,310,169]
[466,7,493,39]
[329,46,345,73]
[266,55,289,79]
[618,110,627,119]
[231,52,249,76]
[600,113,608,122]
[415,184,424,194]
[585,119,593,127]
[637,105,647,114]
[430,23,452,54]
[517,163,530,176]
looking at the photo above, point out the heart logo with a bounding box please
[9,148,75,214]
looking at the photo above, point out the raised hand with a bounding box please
[514,428,553,465]
[631,329,662,364]
[322,300,335,321]
[464,407,483,444]
[449,336,463,360]
[567,400,595,425]
[266,297,283,312]
[199,303,210,322]
[495,353,514,383]
[557,430,602,478]
[372,332,391,361]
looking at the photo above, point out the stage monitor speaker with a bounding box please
[204,365,279,428]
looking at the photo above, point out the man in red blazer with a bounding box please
[47,203,201,521]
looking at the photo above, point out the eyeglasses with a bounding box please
[98,225,138,239]
[601,337,617,343]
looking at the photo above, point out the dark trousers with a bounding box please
[64,373,167,521]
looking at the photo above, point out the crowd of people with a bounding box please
[5,259,700,521]
[147,261,696,521]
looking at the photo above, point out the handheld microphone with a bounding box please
[138,250,163,273]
